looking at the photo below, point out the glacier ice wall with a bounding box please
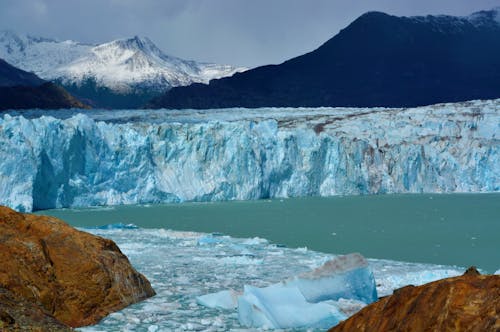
[0,99,498,212]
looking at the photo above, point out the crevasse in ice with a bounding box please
[0,99,498,212]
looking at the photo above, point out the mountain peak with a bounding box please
[150,8,500,109]
[350,8,500,31]
[92,35,168,63]
[0,30,64,49]
[467,7,500,27]
[0,30,246,108]
[114,36,156,50]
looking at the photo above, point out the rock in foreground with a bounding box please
[0,206,155,328]
[0,287,71,331]
[329,268,500,332]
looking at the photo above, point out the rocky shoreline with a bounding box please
[0,206,155,330]
[1,205,498,331]
[329,267,500,331]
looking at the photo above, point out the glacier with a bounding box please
[0,99,499,212]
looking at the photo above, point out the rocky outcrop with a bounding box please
[329,268,500,332]
[0,206,155,328]
[0,287,71,331]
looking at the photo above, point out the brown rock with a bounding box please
[329,269,500,332]
[0,206,155,328]
[0,287,71,331]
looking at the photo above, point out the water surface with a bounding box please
[38,193,500,273]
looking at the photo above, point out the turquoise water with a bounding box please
[37,193,500,273]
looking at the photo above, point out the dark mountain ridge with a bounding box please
[149,9,500,109]
[0,58,44,87]
[0,59,88,110]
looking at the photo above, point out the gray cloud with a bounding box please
[1,0,499,67]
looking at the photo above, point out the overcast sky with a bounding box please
[1,0,499,67]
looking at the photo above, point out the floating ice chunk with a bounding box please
[286,253,378,304]
[197,233,228,245]
[241,237,268,245]
[236,253,376,329]
[196,290,239,310]
[238,284,346,329]
[91,223,139,230]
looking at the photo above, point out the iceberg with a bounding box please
[197,253,377,329]
[285,253,378,304]
[196,290,239,310]
[238,284,346,329]
[0,99,499,212]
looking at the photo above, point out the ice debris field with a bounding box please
[1,99,499,212]
[78,225,465,331]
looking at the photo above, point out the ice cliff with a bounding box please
[0,99,498,212]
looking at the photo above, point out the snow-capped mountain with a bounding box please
[59,36,245,92]
[0,30,91,79]
[0,31,246,107]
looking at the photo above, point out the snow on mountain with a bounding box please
[407,7,500,30]
[467,7,500,27]
[0,99,498,212]
[0,31,246,94]
[0,30,91,78]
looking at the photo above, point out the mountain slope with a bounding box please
[0,32,245,108]
[0,58,88,110]
[149,8,500,109]
[0,58,44,87]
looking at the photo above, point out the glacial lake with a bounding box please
[37,193,500,273]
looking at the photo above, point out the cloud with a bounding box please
[0,0,499,67]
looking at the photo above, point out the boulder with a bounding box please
[329,267,500,332]
[0,287,71,331]
[0,206,155,328]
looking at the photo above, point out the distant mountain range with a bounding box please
[0,31,246,108]
[149,8,500,109]
[0,58,87,110]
